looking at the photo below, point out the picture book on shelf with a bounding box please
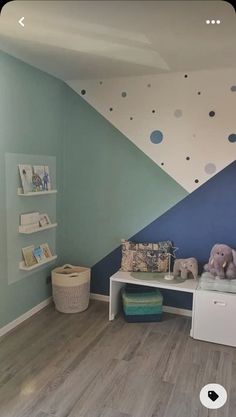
[18,165,33,194]
[39,213,51,227]
[33,165,51,191]
[41,243,52,258]
[33,246,46,263]
[22,245,37,267]
[20,212,40,226]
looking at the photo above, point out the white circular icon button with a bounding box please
[200,384,227,409]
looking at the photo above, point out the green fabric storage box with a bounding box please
[121,286,163,323]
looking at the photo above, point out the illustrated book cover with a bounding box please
[39,213,51,227]
[40,243,52,258]
[18,165,33,194]
[33,165,51,191]
[33,246,46,263]
[22,245,37,267]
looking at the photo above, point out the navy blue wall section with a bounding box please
[91,161,236,309]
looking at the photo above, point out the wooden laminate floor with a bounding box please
[0,300,235,417]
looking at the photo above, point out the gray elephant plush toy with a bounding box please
[173,258,198,280]
[204,244,236,279]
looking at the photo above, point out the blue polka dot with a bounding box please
[150,130,163,144]
[228,134,236,143]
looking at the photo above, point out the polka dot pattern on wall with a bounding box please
[230,86,236,92]
[174,109,183,118]
[205,163,216,174]
[195,179,199,184]
[186,156,190,161]
[121,92,127,98]
[81,89,86,95]
[209,111,215,117]
[150,130,163,144]
[109,107,113,112]
[228,134,236,143]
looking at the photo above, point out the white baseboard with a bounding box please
[162,305,192,317]
[0,297,52,338]
[90,293,192,317]
[90,293,109,302]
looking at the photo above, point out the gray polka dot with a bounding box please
[174,109,183,118]
[205,163,216,174]
[121,92,127,98]
[231,86,236,92]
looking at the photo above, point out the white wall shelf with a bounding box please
[19,255,57,271]
[17,189,57,196]
[19,223,57,234]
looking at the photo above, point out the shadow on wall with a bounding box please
[91,161,236,299]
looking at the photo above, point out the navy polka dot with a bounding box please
[209,111,215,117]
[81,89,86,95]
[228,134,236,143]
[150,130,163,144]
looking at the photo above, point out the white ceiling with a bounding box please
[0,1,235,81]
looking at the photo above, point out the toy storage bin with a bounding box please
[52,264,91,313]
[121,285,163,323]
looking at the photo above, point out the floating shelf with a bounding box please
[19,255,57,271]
[19,223,58,234]
[17,190,57,196]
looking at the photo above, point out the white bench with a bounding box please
[109,271,198,335]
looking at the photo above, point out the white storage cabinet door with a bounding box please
[193,290,236,347]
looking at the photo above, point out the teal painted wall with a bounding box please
[61,89,188,267]
[0,50,188,329]
[0,51,66,328]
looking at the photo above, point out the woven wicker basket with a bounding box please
[52,264,91,313]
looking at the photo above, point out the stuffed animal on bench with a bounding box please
[204,243,236,279]
[173,257,198,280]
